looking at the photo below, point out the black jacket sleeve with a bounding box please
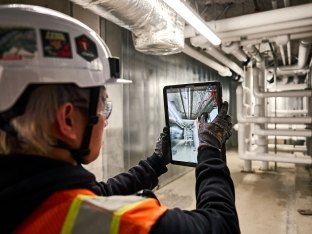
[150,147,240,234]
[96,153,168,196]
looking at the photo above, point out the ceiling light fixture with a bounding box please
[162,0,221,46]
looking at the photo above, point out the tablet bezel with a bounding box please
[163,81,223,167]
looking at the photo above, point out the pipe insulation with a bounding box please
[254,125,312,137]
[206,3,312,32]
[236,86,312,124]
[198,42,245,78]
[253,67,312,98]
[182,45,232,77]
[70,0,185,55]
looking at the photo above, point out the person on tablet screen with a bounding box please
[0,5,239,234]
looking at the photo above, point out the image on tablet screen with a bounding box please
[166,85,219,164]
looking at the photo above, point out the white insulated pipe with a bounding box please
[278,40,312,71]
[216,18,312,40]
[223,25,312,44]
[199,43,245,78]
[253,68,312,98]
[221,42,249,62]
[240,31,312,47]
[267,83,308,91]
[206,3,312,32]
[279,44,287,66]
[245,45,263,63]
[240,151,312,164]
[268,144,307,152]
[237,123,311,166]
[236,86,312,124]
[287,41,291,65]
[254,125,312,137]
[182,44,232,77]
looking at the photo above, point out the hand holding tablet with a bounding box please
[163,82,223,167]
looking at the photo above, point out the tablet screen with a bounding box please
[163,82,222,167]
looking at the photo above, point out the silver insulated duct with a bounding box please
[70,0,185,55]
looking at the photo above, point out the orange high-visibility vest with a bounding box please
[14,189,168,234]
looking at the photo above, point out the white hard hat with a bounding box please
[0,4,119,113]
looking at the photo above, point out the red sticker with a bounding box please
[75,34,98,62]
[41,29,72,58]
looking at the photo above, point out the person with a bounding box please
[0,4,240,234]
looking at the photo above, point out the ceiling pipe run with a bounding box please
[239,32,312,47]
[217,18,312,40]
[190,39,245,78]
[70,0,185,55]
[206,3,312,32]
[222,25,312,43]
[183,45,232,77]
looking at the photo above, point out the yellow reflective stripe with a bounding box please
[61,195,94,234]
[109,200,144,234]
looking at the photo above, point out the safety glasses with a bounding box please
[104,100,112,119]
[97,96,112,120]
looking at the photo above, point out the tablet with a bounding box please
[163,81,222,167]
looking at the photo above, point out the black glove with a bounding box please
[198,101,232,152]
[154,127,170,165]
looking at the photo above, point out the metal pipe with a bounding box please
[287,41,291,65]
[253,67,312,98]
[240,151,312,164]
[278,40,312,71]
[236,86,312,124]
[223,25,312,43]
[200,43,245,78]
[279,44,287,65]
[182,44,232,77]
[206,3,312,32]
[268,144,307,152]
[221,42,249,62]
[216,18,312,39]
[267,83,308,91]
[254,125,312,137]
[245,45,263,62]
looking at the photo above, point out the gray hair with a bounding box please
[0,84,91,155]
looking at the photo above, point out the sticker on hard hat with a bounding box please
[0,27,37,60]
[75,35,98,62]
[40,29,72,58]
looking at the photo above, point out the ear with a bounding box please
[55,102,81,143]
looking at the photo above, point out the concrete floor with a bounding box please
[155,150,312,234]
